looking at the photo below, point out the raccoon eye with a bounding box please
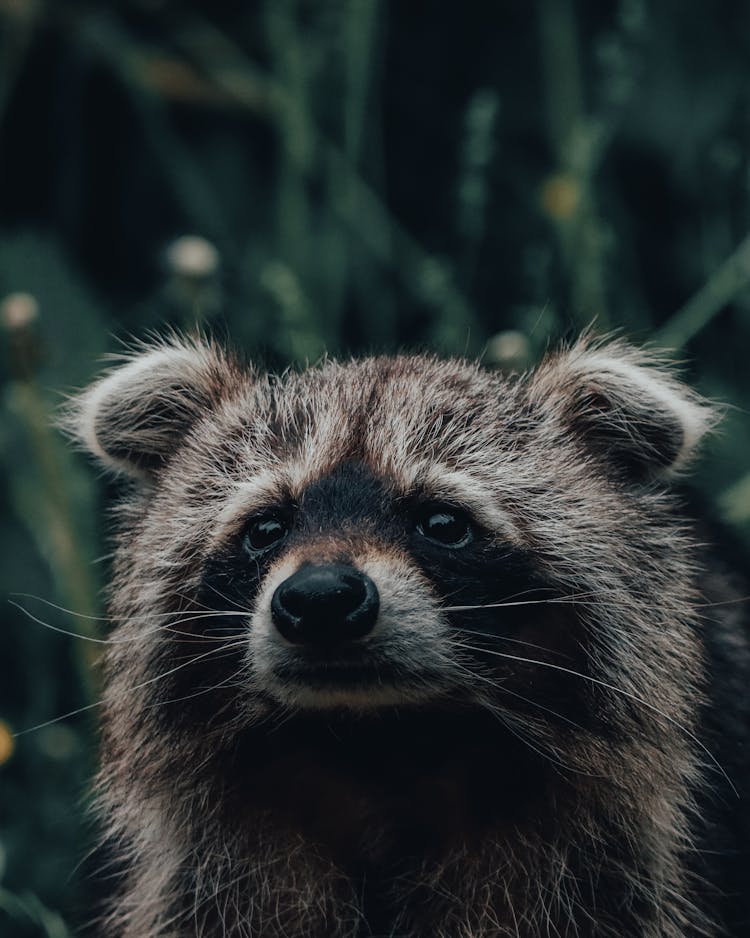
[243,514,289,554]
[414,503,474,548]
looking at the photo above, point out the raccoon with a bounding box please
[66,334,750,938]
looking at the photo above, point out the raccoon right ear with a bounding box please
[526,337,718,479]
[62,336,244,478]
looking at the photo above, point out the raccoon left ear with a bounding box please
[527,339,718,478]
[62,335,245,478]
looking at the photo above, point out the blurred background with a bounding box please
[1,0,749,934]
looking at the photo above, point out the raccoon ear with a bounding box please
[528,338,718,478]
[63,336,242,477]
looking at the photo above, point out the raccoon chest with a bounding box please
[224,719,547,865]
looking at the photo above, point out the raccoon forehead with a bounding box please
[160,359,523,547]
[196,356,515,490]
[259,354,506,451]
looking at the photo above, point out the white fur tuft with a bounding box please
[61,337,240,477]
[581,352,716,469]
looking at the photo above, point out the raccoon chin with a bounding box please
[258,661,453,712]
[269,684,424,712]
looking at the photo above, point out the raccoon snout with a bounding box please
[270,563,380,646]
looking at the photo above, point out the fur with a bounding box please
[64,335,749,937]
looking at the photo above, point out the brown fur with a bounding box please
[65,335,736,937]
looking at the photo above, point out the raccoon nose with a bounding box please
[271,564,379,645]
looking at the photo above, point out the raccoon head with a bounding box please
[65,335,715,754]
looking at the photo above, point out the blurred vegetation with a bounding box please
[1,0,750,934]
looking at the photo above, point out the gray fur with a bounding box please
[65,335,737,937]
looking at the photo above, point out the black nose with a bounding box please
[271,564,379,646]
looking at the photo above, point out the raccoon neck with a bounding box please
[111,713,700,938]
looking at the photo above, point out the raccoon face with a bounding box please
[198,457,553,713]
[66,336,714,733]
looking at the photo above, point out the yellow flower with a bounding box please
[539,173,580,220]
[0,721,15,765]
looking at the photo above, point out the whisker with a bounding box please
[435,647,502,692]
[440,590,611,613]
[11,700,104,738]
[8,600,117,645]
[450,639,738,797]
[13,640,248,738]
[9,600,249,645]
[202,582,250,614]
[144,665,249,712]
[489,682,589,734]
[441,591,750,614]
[10,592,249,623]
[477,700,601,778]
[695,595,750,609]
[451,625,573,659]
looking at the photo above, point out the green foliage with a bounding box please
[0,1,749,933]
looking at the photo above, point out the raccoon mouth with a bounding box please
[267,651,444,708]
[272,657,399,689]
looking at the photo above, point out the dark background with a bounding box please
[1,1,749,934]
